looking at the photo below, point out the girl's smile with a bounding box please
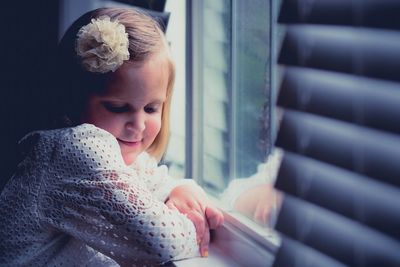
[117,138,142,147]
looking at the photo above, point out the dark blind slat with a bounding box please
[276,109,400,187]
[273,236,346,267]
[276,151,400,240]
[278,67,400,134]
[278,25,400,82]
[276,195,400,267]
[279,0,400,30]
[275,1,400,266]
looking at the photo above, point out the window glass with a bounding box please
[201,0,232,192]
[187,0,282,229]
[163,0,282,230]
[198,0,272,189]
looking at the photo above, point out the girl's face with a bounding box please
[81,53,169,165]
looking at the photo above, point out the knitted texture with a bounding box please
[0,124,199,266]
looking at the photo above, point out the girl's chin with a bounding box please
[122,153,138,166]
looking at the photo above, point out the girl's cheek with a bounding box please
[147,116,162,136]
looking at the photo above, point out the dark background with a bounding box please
[0,1,59,189]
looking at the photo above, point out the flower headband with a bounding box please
[75,16,130,74]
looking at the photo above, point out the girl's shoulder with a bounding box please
[57,124,119,149]
[19,124,126,171]
[20,123,112,143]
[22,124,117,144]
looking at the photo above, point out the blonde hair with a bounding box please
[96,8,174,161]
[54,7,174,161]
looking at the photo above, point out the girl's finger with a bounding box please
[199,220,210,257]
[165,200,179,211]
[186,210,205,245]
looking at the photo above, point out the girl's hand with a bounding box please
[165,184,224,257]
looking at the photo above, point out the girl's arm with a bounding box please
[132,153,224,257]
[166,184,224,257]
[129,152,198,202]
[37,124,200,266]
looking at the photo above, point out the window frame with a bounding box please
[185,0,281,261]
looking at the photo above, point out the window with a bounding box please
[189,0,272,190]
[167,1,283,265]
[164,0,282,231]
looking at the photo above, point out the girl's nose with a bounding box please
[126,113,145,132]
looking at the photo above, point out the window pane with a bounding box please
[233,0,271,178]
[201,0,232,193]
[198,0,272,189]
[193,0,282,230]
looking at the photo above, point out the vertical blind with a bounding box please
[272,0,400,266]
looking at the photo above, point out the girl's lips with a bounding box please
[117,139,141,147]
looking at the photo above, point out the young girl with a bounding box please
[0,7,223,267]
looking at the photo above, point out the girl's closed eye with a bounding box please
[144,104,161,114]
[102,102,130,113]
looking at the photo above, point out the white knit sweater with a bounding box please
[0,124,200,266]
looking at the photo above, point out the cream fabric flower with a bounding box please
[76,16,129,73]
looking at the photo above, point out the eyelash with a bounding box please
[103,103,129,113]
[144,107,157,114]
[103,103,159,114]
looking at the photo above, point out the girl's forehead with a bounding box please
[100,54,170,100]
[117,51,171,78]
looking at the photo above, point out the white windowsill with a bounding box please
[172,195,280,267]
[173,242,241,267]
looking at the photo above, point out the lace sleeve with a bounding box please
[132,153,198,202]
[37,124,200,266]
